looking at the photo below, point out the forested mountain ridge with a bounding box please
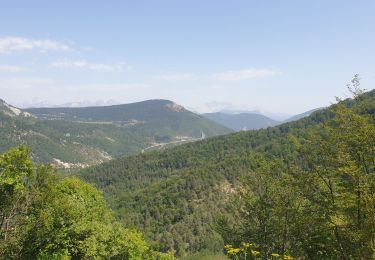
[202,112,280,130]
[283,107,323,122]
[25,99,202,122]
[0,99,230,167]
[79,88,375,257]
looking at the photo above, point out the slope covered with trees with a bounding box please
[80,81,374,258]
[0,146,173,259]
[0,99,230,166]
[220,85,375,259]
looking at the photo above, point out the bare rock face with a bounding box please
[166,102,184,112]
[0,99,36,118]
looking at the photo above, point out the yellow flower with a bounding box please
[224,244,233,249]
[228,248,241,254]
[242,242,252,248]
[251,250,260,255]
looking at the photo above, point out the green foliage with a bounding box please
[295,86,375,258]
[80,86,375,257]
[236,158,301,258]
[219,80,375,259]
[0,146,174,259]
[0,145,33,219]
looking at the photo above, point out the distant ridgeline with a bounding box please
[202,108,323,131]
[80,89,375,258]
[202,112,280,131]
[0,99,231,167]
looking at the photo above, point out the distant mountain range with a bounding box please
[202,112,279,131]
[202,108,323,131]
[0,99,230,167]
[218,108,291,121]
[0,96,325,166]
[283,108,324,122]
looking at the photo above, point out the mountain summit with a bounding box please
[25,99,189,122]
[1,99,230,166]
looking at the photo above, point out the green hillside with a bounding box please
[26,100,203,122]
[79,89,375,257]
[0,99,230,166]
[0,146,174,259]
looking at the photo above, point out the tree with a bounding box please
[0,146,33,252]
[219,76,375,259]
[217,155,304,259]
[295,76,374,259]
[0,146,174,259]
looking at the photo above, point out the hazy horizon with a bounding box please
[1,1,374,115]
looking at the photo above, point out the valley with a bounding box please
[79,89,375,257]
[2,88,375,259]
[1,2,374,259]
[0,99,230,167]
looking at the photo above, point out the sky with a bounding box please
[0,0,374,118]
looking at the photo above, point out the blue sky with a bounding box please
[0,1,374,117]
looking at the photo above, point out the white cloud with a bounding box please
[51,60,127,72]
[0,77,54,92]
[0,64,29,73]
[211,68,280,81]
[0,37,71,54]
[156,73,193,81]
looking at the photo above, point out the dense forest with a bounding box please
[0,146,174,259]
[80,78,375,259]
[1,77,374,259]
